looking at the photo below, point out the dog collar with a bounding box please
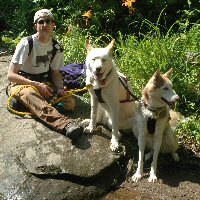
[99,79,106,85]
[141,100,167,118]
[142,101,160,112]
[97,68,113,85]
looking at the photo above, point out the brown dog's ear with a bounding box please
[86,40,93,52]
[142,87,149,102]
[153,69,161,80]
[152,69,164,87]
[164,68,173,79]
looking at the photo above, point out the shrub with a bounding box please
[114,20,200,116]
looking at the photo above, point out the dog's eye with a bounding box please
[102,58,106,62]
[163,87,168,90]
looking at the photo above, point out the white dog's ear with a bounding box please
[86,40,93,52]
[164,68,173,79]
[107,39,115,54]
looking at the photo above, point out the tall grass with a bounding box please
[115,23,200,116]
[58,21,199,118]
[56,26,87,64]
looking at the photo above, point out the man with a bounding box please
[7,9,83,140]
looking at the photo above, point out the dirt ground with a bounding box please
[0,52,200,200]
[102,142,200,200]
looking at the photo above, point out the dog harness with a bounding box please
[141,101,169,134]
[94,76,137,104]
[147,117,156,134]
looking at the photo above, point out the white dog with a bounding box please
[84,39,136,151]
[132,69,179,182]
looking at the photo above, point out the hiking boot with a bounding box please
[65,119,83,141]
[9,97,29,112]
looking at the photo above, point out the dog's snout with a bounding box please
[175,95,179,101]
[172,95,179,102]
[96,67,101,72]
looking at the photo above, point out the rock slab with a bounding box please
[0,55,123,200]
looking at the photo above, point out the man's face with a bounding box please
[34,16,55,36]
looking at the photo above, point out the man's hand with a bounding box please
[57,88,67,96]
[37,83,53,98]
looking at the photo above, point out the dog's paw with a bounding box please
[132,172,142,182]
[110,132,121,151]
[110,142,119,151]
[84,126,94,134]
[148,173,158,182]
[110,138,120,151]
[80,119,90,127]
[171,152,179,162]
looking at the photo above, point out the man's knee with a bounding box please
[62,96,75,111]
[19,87,38,98]
[10,85,37,98]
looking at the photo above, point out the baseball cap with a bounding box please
[34,9,54,23]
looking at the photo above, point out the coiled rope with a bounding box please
[7,84,92,115]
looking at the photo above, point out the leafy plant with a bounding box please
[1,30,27,51]
[176,115,200,145]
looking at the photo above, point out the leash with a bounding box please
[7,85,39,115]
[7,84,92,115]
[118,76,141,102]
[49,85,92,105]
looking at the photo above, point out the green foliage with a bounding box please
[55,25,114,64]
[113,18,200,117]
[0,0,35,34]
[56,26,87,64]
[1,0,199,40]
[176,115,200,144]
[1,31,27,51]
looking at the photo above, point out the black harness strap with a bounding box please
[94,88,105,103]
[119,76,140,101]
[50,38,63,63]
[147,117,156,134]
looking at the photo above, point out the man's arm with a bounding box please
[7,62,53,98]
[51,69,66,96]
[8,62,30,84]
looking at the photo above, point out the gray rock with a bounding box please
[0,55,124,200]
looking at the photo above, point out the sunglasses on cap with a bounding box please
[37,19,54,25]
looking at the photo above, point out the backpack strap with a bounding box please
[50,38,63,64]
[27,36,33,56]
[50,38,58,63]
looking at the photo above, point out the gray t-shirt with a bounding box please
[11,34,64,74]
